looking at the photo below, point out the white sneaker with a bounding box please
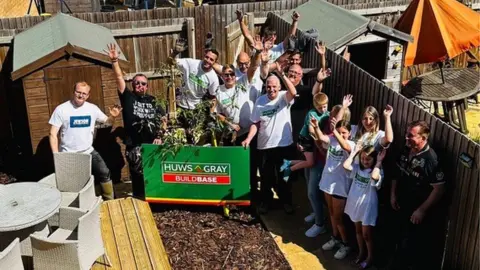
[334,243,351,259]
[305,224,326,237]
[304,213,315,223]
[322,236,341,251]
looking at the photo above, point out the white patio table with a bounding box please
[0,182,61,257]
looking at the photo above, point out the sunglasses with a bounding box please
[134,81,148,86]
[223,73,235,77]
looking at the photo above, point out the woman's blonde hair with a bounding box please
[355,106,380,142]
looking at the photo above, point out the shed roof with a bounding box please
[12,13,127,80]
[280,0,413,50]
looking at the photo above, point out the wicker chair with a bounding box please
[31,197,110,270]
[0,238,24,270]
[39,152,96,227]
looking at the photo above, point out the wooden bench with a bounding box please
[91,198,171,270]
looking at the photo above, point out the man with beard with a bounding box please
[107,43,166,199]
[49,81,122,200]
[168,41,220,112]
[241,62,297,214]
[391,120,446,270]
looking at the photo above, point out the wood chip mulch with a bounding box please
[154,207,291,270]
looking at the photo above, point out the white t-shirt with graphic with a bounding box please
[235,67,263,96]
[216,75,261,136]
[176,58,219,109]
[49,101,108,153]
[350,125,386,151]
[251,91,294,150]
[345,164,383,226]
[269,43,285,63]
[319,136,355,197]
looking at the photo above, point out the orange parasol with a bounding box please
[394,0,480,67]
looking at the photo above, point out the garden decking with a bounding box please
[92,198,171,270]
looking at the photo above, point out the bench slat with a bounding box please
[107,199,137,269]
[121,198,153,270]
[134,199,172,270]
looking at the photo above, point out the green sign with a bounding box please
[142,145,251,206]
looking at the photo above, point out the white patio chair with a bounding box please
[39,152,96,227]
[31,197,110,270]
[0,238,24,270]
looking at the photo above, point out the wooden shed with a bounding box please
[277,0,413,91]
[11,12,129,153]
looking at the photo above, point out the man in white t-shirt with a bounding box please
[169,45,220,110]
[241,63,298,214]
[48,81,122,200]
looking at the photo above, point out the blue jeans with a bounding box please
[305,161,325,226]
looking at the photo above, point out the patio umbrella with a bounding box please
[394,0,480,67]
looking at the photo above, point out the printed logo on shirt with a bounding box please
[236,84,247,93]
[189,73,208,88]
[411,158,425,168]
[354,172,370,187]
[328,146,344,161]
[70,116,91,128]
[221,97,232,105]
[261,108,277,117]
[133,100,155,120]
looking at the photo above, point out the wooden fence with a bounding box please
[0,0,308,64]
[270,12,479,270]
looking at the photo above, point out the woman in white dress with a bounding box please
[343,142,386,269]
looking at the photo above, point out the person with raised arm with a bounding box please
[241,61,297,214]
[106,43,166,199]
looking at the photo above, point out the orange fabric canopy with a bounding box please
[394,0,480,67]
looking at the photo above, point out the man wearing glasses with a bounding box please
[49,81,122,200]
[106,43,166,199]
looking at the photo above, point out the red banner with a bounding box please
[163,174,231,184]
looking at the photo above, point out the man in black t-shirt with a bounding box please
[391,120,446,270]
[107,43,166,199]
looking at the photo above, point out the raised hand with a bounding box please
[261,47,270,63]
[292,11,300,21]
[254,35,264,51]
[342,94,353,108]
[316,68,331,82]
[105,43,121,62]
[174,38,188,53]
[108,105,123,117]
[315,41,326,55]
[236,9,244,22]
[384,104,393,118]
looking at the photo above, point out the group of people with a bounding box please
[47,9,446,270]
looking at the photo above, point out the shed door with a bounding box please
[44,65,105,114]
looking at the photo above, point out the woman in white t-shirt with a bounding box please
[343,142,386,269]
[350,105,393,151]
[310,117,355,260]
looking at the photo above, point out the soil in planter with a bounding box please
[153,206,291,270]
